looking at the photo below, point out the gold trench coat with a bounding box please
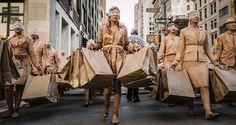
[45,47,60,72]
[31,39,46,74]
[9,35,39,85]
[158,35,179,68]
[175,27,216,88]
[93,24,132,75]
[216,31,236,68]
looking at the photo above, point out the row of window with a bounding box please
[203,18,217,31]
[198,1,217,21]
[199,0,208,8]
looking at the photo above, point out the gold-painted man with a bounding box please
[5,23,40,118]
[216,17,236,70]
[30,29,47,75]
[44,42,60,74]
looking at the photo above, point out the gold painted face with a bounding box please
[30,34,38,39]
[226,22,236,31]
[108,7,120,21]
[110,15,119,22]
[14,28,23,34]
[168,25,178,33]
[190,14,199,23]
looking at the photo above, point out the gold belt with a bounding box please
[103,45,124,49]
[14,55,28,59]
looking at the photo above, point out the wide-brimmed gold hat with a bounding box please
[225,17,236,25]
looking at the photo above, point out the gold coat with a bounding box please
[175,27,216,88]
[9,35,39,85]
[216,31,236,68]
[93,23,132,75]
[31,39,46,74]
[45,47,60,72]
[158,35,179,68]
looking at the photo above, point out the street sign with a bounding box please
[155,22,168,24]
[155,18,169,20]
[146,8,160,13]
[155,18,171,24]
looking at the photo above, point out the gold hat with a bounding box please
[225,17,236,25]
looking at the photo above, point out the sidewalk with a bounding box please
[0,100,7,113]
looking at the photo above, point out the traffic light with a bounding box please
[146,34,159,45]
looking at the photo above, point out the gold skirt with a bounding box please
[183,61,209,88]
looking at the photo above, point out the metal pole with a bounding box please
[161,0,168,35]
[162,0,167,19]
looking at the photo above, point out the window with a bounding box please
[211,32,217,47]
[187,5,190,11]
[2,7,8,13]
[10,6,19,13]
[195,3,197,10]
[214,2,216,14]
[214,18,217,29]
[0,1,24,37]
[210,3,213,15]
[210,19,217,30]
[204,7,207,18]
[200,0,202,7]
[211,20,213,29]
[210,1,216,15]
[187,0,190,2]
[219,6,228,17]
[220,25,227,33]
[199,10,202,21]
[77,0,81,14]
[205,23,207,31]
[204,0,207,4]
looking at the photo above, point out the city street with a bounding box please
[0,0,236,125]
[1,90,236,125]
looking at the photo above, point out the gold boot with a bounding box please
[3,85,14,118]
[103,88,111,119]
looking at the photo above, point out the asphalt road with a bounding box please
[0,92,236,125]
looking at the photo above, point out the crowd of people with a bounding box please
[1,5,236,125]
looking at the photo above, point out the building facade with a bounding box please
[194,0,218,48]
[143,0,155,41]
[218,0,236,34]
[0,0,105,54]
[134,0,144,38]
[152,0,194,46]
[152,0,194,34]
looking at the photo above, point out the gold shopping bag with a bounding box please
[210,67,236,103]
[159,69,195,104]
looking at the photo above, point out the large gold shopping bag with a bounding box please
[210,67,236,103]
[159,69,195,104]
[118,47,157,87]
[22,73,59,102]
[78,48,115,88]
